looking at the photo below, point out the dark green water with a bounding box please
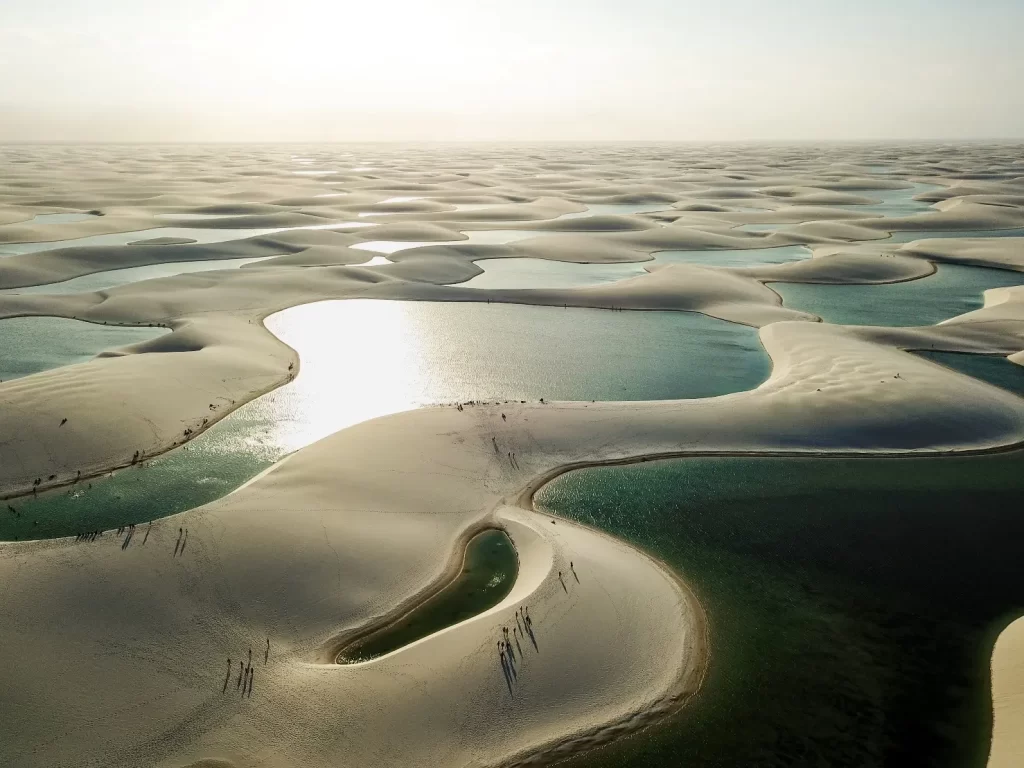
[337,529,518,663]
[535,453,1024,767]
[916,352,1024,397]
[773,263,1023,326]
[0,317,167,381]
[1,300,769,540]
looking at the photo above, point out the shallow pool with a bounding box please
[772,263,1023,326]
[336,529,518,664]
[884,228,1024,244]
[916,351,1024,397]
[9,212,102,225]
[2,299,769,539]
[0,317,167,381]
[655,245,811,269]
[461,258,647,289]
[1,256,275,295]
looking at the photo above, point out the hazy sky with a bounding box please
[2,0,1022,141]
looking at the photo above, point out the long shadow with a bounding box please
[500,652,515,698]
[525,622,539,652]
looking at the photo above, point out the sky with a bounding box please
[2,0,1023,142]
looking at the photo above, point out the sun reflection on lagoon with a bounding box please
[181,298,769,470]
[260,300,430,453]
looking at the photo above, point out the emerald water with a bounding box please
[535,452,1024,767]
[773,263,1024,326]
[337,529,518,663]
[0,300,769,539]
[0,317,166,381]
[916,352,1024,397]
[462,259,647,289]
[462,245,814,289]
[655,244,811,268]
[840,182,941,218]
[0,257,274,295]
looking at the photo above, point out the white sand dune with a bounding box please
[898,237,1024,272]
[1,143,1024,767]
[989,617,1024,768]
[1,314,1021,767]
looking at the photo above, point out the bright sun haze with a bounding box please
[2,0,1022,141]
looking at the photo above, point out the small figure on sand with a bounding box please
[265,637,270,665]
[570,561,579,583]
[558,571,567,593]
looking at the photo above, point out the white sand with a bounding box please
[989,617,1024,767]
[1,143,1023,767]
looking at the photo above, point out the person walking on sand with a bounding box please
[492,436,498,453]
[237,661,244,689]
[558,571,567,593]
[247,668,253,698]
[570,561,579,583]
[248,646,252,669]
[265,637,270,665]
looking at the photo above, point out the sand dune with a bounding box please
[1,143,1023,767]
[989,617,1024,768]
[898,237,1024,272]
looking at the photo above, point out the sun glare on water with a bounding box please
[261,300,431,453]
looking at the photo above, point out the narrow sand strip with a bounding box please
[989,616,1024,767]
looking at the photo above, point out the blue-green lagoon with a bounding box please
[0,317,167,381]
[1,256,274,295]
[1,300,769,539]
[773,263,1023,326]
[916,351,1024,397]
